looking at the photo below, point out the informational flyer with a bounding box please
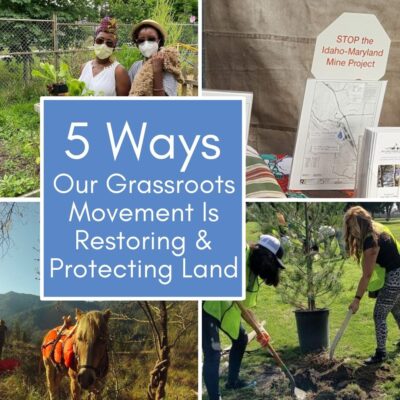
[289,79,387,191]
[357,127,400,198]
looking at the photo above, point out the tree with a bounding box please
[110,301,196,400]
[383,203,394,221]
[172,0,198,22]
[138,301,196,400]
[0,0,97,20]
[247,202,346,310]
[96,0,197,24]
[0,0,98,82]
[97,0,156,23]
[13,321,21,341]
[351,202,395,221]
[0,203,17,255]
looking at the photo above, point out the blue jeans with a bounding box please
[202,310,248,400]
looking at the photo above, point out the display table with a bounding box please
[259,153,354,199]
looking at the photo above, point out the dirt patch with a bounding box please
[292,353,393,399]
[249,353,394,399]
[294,354,353,392]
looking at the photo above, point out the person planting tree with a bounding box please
[202,235,285,400]
[345,205,400,364]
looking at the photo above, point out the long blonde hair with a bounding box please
[343,206,379,263]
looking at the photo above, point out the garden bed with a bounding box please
[0,101,40,196]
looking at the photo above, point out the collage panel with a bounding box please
[0,0,198,197]
[202,201,400,400]
[203,0,400,200]
[3,0,400,399]
[0,201,198,400]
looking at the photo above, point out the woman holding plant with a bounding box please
[345,206,400,364]
[129,19,182,96]
[202,235,285,400]
[79,16,130,96]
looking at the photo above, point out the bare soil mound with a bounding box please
[250,353,395,399]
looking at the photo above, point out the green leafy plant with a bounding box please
[247,202,346,310]
[67,79,94,96]
[32,62,93,96]
[31,62,60,84]
[115,44,142,70]
[0,174,38,197]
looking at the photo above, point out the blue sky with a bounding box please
[0,202,40,296]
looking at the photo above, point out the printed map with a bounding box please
[290,79,387,190]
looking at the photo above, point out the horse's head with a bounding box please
[74,308,111,390]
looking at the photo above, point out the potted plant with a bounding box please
[32,62,69,95]
[32,62,93,96]
[247,202,346,353]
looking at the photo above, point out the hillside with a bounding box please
[0,291,103,343]
[0,292,42,320]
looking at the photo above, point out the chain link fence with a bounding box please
[0,16,198,102]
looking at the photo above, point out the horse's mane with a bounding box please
[76,311,108,342]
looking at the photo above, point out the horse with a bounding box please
[42,308,111,400]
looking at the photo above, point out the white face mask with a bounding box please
[139,41,159,58]
[94,43,114,60]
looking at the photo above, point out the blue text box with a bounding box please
[41,98,244,299]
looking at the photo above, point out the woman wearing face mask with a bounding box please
[345,206,400,364]
[202,235,285,400]
[129,19,182,96]
[79,16,130,96]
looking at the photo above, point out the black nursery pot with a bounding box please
[49,83,68,95]
[294,308,329,353]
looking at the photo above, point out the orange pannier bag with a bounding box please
[42,326,76,369]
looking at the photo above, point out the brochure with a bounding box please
[356,127,400,198]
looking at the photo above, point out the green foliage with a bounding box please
[0,175,38,197]
[171,0,198,22]
[0,0,97,20]
[0,101,39,196]
[247,203,346,310]
[115,44,142,70]
[31,62,59,83]
[179,44,198,77]
[99,0,156,23]
[0,1,97,86]
[67,79,86,96]
[96,0,197,24]
[151,0,183,45]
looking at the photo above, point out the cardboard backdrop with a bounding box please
[203,0,400,155]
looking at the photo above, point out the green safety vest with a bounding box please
[203,246,260,340]
[367,223,400,292]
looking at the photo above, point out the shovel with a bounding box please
[235,302,306,400]
[329,309,353,360]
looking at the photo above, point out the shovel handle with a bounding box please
[235,303,287,369]
[235,302,264,335]
[329,309,353,360]
[235,302,297,390]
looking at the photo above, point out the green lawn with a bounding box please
[203,219,400,399]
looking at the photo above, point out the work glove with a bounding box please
[256,330,270,348]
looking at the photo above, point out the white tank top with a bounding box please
[79,60,120,96]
